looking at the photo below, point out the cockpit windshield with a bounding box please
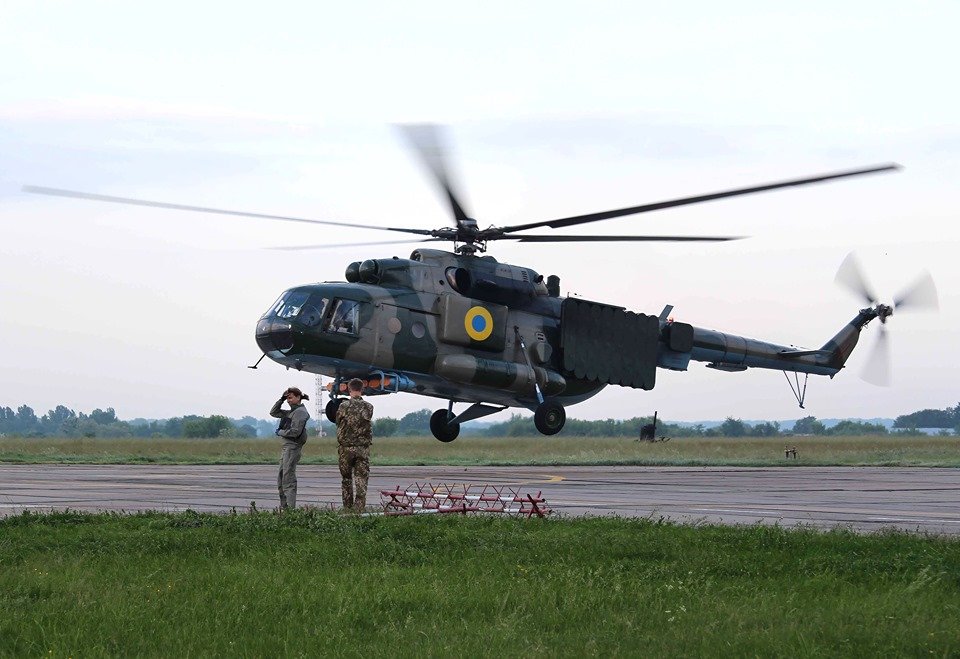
[262,291,310,320]
[262,293,287,319]
[262,291,329,325]
[276,292,310,319]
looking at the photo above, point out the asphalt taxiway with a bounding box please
[1,464,958,534]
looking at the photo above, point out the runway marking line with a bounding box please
[418,474,564,491]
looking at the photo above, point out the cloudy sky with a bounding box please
[2,1,957,423]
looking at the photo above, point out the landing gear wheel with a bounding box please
[534,400,566,435]
[430,409,460,443]
[325,398,344,424]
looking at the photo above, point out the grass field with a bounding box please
[1,510,958,656]
[1,434,959,467]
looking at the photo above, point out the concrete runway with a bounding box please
[1,464,959,534]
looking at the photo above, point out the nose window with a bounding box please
[276,292,310,319]
[262,293,287,319]
[326,299,360,335]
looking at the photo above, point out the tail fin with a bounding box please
[819,309,877,371]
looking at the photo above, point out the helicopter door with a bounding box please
[375,303,438,373]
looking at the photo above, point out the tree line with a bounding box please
[893,403,960,431]
[2,402,958,439]
[375,410,946,438]
[0,405,265,439]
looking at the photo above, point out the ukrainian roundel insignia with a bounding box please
[464,306,494,341]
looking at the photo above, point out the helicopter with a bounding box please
[23,125,938,441]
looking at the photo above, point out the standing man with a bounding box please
[336,378,374,512]
[270,387,311,510]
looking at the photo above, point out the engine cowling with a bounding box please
[445,263,543,306]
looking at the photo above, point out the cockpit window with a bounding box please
[326,299,360,335]
[299,296,329,327]
[262,293,287,319]
[276,292,310,319]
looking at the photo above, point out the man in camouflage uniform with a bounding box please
[336,378,374,512]
[269,386,311,510]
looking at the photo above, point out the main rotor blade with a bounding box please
[22,185,433,236]
[503,234,742,243]
[835,252,878,305]
[498,164,900,234]
[893,270,939,311]
[860,325,891,387]
[266,238,446,251]
[395,124,471,227]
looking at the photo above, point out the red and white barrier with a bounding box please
[381,482,551,518]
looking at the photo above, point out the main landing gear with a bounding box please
[430,409,460,443]
[325,398,344,424]
[428,399,567,441]
[533,400,566,435]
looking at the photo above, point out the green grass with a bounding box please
[1,511,958,656]
[1,434,959,467]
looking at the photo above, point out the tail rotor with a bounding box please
[834,252,938,386]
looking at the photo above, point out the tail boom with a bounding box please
[663,308,881,377]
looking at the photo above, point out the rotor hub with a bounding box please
[877,303,894,324]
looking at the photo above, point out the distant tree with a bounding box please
[397,409,432,436]
[828,420,888,436]
[41,405,77,435]
[234,424,258,438]
[373,417,399,437]
[895,407,955,429]
[720,417,748,437]
[751,421,780,437]
[164,417,185,437]
[77,419,99,438]
[207,415,233,438]
[183,415,233,438]
[60,415,80,436]
[16,405,39,434]
[486,414,537,437]
[0,406,15,434]
[792,416,826,435]
[98,421,134,438]
[89,408,117,425]
[231,417,263,437]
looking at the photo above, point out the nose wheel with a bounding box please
[325,398,344,424]
[430,408,460,442]
[534,400,566,435]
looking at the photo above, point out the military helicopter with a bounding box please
[23,125,938,441]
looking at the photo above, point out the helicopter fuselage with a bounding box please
[256,249,605,410]
[255,248,876,419]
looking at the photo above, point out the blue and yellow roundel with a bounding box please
[464,306,494,341]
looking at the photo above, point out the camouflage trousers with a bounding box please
[277,442,303,510]
[338,445,370,512]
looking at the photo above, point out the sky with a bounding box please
[1,1,958,424]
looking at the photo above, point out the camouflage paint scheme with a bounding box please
[255,248,879,414]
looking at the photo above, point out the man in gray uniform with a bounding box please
[269,387,311,510]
